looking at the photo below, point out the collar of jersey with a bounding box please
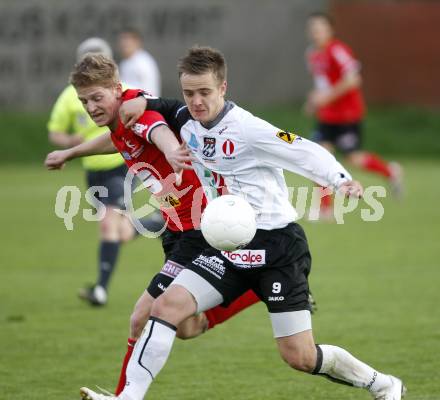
[200,100,235,130]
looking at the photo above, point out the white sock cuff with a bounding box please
[315,344,337,374]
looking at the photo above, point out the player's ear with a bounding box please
[219,80,227,97]
[115,83,123,98]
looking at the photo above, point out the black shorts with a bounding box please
[312,122,362,154]
[86,164,128,209]
[186,223,312,313]
[147,229,210,298]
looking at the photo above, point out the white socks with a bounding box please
[119,323,393,399]
[121,317,177,400]
[314,344,391,393]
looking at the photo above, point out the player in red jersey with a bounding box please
[44,54,259,395]
[305,12,403,219]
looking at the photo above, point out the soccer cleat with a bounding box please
[80,387,117,400]
[389,162,404,199]
[78,285,107,306]
[372,375,407,400]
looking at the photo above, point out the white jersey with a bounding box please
[148,100,352,230]
[119,49,161,96]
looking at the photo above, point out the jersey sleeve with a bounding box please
[329,42,360,75]
[240,113,352,189]
[144,97,188,133]
[47,87,74,133]
[130,110,168,143]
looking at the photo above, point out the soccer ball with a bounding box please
[201,195,257,251]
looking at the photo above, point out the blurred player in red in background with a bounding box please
[44,54,259,395]
[304,12,403,220]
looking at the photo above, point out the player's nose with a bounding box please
[191,94,203,106]
[87,101,97,113]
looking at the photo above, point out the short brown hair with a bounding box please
[308,12,334,26]
[70,53,119,89]
[119,28,143,41]
[178,46,227,83]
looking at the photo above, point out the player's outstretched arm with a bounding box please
[241,115,357,191]
[48,131,84,149]
[150,125,193,171]
[150,124,193,185]
[45,132,116,170]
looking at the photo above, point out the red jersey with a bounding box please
[111,90,210,232]
[307,39,365,124]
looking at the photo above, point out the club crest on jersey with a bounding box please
[276,130,301,144]
[202,137,216,158]
[131,123,149,137]
[222,139,235,160]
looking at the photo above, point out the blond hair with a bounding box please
[70,53,119,89]
[178,46,227,83]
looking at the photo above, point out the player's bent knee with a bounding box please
[271,313,316,372]
[150,286,196,322]
[280,347,316,372]
[99,208,121,239]
[99,219,118,239]
[119,216,135,243]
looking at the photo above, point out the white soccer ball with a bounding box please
[201,195,257,251]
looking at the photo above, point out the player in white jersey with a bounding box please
[80,47,406,400]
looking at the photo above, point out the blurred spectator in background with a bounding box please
[47,38,163,307]
[304,12,403,219]
[118,28,161,96]
[117,28,165,232]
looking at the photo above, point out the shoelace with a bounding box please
[96,385,115,397]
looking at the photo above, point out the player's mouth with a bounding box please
[192,109,207,118]
[91,112,106,123]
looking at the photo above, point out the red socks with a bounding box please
[115,338,137,395]
[204,290,260,329]
[360,153,392,178]
[320,186,333,210]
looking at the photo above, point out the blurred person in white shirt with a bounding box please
[117,28,161,96]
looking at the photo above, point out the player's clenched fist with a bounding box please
[338,180,363,198]
[45,150,71,170]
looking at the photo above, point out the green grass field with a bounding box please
[1,159,439,399]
